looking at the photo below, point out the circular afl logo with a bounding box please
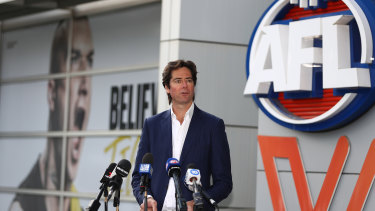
[190,169,199,175]
[244,0,375,131]
[170,159,178,164]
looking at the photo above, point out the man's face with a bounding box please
[165,67,195,106]
[66,19,94,182]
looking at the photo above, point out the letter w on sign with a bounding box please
[258,136,375,210]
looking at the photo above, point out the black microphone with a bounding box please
[107,159,132,201]
[86,163,117,211]
[139,153,153,211]
[200,189,218,207]
[184,163,204,210]
[140,153,153,192]
[166,158,187,211]
[100,163,117,186]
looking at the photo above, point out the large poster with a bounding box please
[0,3,161,211]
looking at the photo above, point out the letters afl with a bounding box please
[244,0,375,131]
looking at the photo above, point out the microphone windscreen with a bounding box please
[100,162,117,183]
[142,153,154,165]
[109,173,123,188]
[187,163,197,169]
[166,158,181,177]
[108,163,117,172]
[116,159,132,177]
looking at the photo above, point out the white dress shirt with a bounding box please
[162,103,194,210]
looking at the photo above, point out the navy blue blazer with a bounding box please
[131,105,232,211]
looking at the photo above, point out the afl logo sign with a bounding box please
[244,0,375,131]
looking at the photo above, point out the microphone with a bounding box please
[184,164,218,209]
[140,153,153,192]
[139,153,153,211]
[184,163,201,191]
[86,163,117,211]
[100,163,117,186]
[200,189,218,207]
[107,159,132,201]
[166,158,187,211]
[184,163,204,210]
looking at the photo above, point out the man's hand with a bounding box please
[140,198,157,211]
[187,200,194,211]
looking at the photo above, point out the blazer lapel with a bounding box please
[180,105,201,164]
[161,109,173,158]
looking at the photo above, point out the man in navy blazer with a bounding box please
[131,60,232,211]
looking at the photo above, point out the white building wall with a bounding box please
[158,0,273,209]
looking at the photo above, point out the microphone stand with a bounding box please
[104,187,109,211]
[141,174,152,211]
[198,186,219,211]
[192,182,204,211]
[87,183,108,211]
[141,178,149,211]
[172,174,187,211]
[143,189,148,211]
[192,193,204,211]
[113,189,121,211]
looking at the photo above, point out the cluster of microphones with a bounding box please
[86,153,218,211]
[165,156,219,211]
[86,159,132,211]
